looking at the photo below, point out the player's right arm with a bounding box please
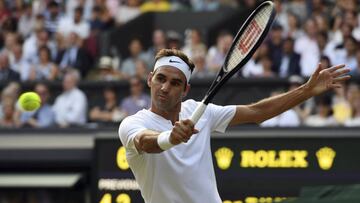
[134,119,198,153]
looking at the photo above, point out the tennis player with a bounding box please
[119,49,350,203]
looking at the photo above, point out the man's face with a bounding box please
[49,5,59,16]
[74,10,82,23]
[283,40,293,54]
[130,78,143,96]
[63,74,76,91]
[35,84,49,104]
[129,40,142,56]
[0,54,9,69]
[148,66,189,112]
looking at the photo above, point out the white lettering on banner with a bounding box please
[98,179,139,191]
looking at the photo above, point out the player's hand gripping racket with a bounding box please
[190,1,276,124]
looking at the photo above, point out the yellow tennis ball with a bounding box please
[18,92,41,111]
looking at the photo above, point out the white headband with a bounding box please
[154,56,191,83]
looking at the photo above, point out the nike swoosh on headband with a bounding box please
[169,59,181,63]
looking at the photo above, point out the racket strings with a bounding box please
[226,5,273,71]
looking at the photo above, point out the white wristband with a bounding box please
[157,131,174,151]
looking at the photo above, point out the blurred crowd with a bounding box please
[0,0,360,129]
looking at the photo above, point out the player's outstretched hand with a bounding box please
[305,63,351,96]
[170,119,199,145]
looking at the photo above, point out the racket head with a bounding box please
[203,1,276,104]
[224,1,275,72]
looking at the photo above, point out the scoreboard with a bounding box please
[92,134,360,203]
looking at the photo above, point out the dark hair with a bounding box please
[320,55,332,66]
[48,1,59,8]
[317,31,328,41]
[75,6,83,14]
[155,49,195,73]
[284,37,294,43]
[38,46,51,58]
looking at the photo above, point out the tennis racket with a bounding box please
[190,0,276,124]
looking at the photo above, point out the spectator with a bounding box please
[313,14,330,34]
[206,30,233,74]
[267,24,284,72]
[332,84,352,124]
[295,18,320,76]
[261,89,301,127]
[65,0,93,21]
[89,5,115,31]
[344,84,360,126]
[182,29,207,60]
[22,28,56,64]
[18,83,55,128]
[343,10,360,41]
[134,59,149,80]
[331,22,354,50]
[17,3,35,39]
[309,0,329,17]
[0,52,20,81]
[43,1,62,36]
[273,0,288,34]
[115,0,141,26]
[0,0,10,27]
[97,4,115,30]
[0,82,21,120]
[304,95,338,127]
[90,56,122,81]
[121,38,151,78]
[9,44,32,81]
[1,32,20,54]
[332,36,358,73]
[277,37,301,77]
[241,43,270,77]
[285,12,304,40]
[287,0,307,23]
[58,32,92,78]
[147,29,167,65]
[120,76,150,116]
[57,6,90,39]
[0,99,16,128]
[316,31,336,59]
[29,46,58,81]
[166,30,182,49]
[258,56,275,78]
[191,50,214,79]
[89,87,126,123]
[52,69,87,127]
[319,55,331,70]
[140,0,171,13]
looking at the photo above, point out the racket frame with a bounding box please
[190,1,276,124]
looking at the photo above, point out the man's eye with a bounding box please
[157,77,165,82]
[171,82,180,86]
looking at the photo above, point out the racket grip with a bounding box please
[190,103,207,124]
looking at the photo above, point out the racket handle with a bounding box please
[190,103,207,124]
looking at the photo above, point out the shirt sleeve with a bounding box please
[207,103,236,133]
[118,116,147,155]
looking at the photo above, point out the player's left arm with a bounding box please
[229,63,351,126]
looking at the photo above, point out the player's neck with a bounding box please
[150,103,181,125]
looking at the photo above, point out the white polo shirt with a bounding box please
[119,99,236,203]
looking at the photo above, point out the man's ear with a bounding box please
[147,72,153,88]
[183,84,191,98]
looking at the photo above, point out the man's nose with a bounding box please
[161,82,170,92]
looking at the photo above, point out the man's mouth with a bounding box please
[158,94,168,100]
